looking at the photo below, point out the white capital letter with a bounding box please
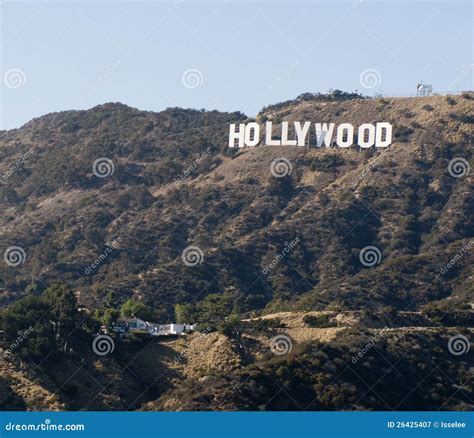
[375,122,392,147]
[265,122,281,146]
[245,122,260,147]
[358,123,376,148]
[336,123,354,148]
[281,122,297,146]
[229,123,246,148]
[295,122,311,146]
[315,123,335,147]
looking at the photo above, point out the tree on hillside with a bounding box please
[2,284,81,361]
[120,298,153,320]
[94,291,120,326]
[175,290,241,325]
[174,303,195,324]
[43,284,80,344]
[2,294,54,361]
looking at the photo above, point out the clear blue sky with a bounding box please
[1,1,472,130]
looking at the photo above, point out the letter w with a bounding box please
[315,123,335,147]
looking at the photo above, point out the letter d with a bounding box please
[375,122,392,147]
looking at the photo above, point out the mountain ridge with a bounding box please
[0,92,472,411]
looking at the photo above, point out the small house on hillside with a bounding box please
[113,317,148,333]
[112,318,196,336]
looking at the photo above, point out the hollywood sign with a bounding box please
[229,122,393,148]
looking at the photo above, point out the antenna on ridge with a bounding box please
[417,81,432,96]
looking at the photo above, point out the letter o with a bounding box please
[245,123,260,147]
[358,123,376,148]
[336,123,354,148]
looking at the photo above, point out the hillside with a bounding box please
[0,92,473,411]
[1,312,472,411]
[1,94,472,315]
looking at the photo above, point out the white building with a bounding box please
[153,323,196,335]
[112,318,196,336]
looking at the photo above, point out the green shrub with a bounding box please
[120,298,153,320]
